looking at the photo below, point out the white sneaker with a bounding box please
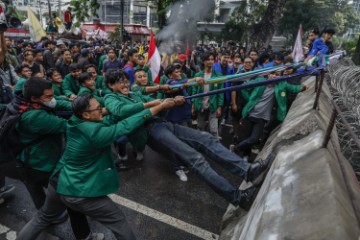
[175,170,188,182]
[136,151,144,161]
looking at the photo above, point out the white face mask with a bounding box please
[42,97,57,108]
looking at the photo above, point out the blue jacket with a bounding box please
[308,38,329,57]
[213,62,234,102]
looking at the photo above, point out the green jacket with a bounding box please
[104,92,154,151]
[131,81,157,99]
[242,78,302,122]
[52,83,63,96]
[54,109,152,197]
[61,74,80,97]
[98,55,107,74]
[14,77,27,92]
[192,70,224,113]
[78,86,104,105]
[16,109,67,172]
[95,75,112,96]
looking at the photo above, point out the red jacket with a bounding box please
[64,10,72,23]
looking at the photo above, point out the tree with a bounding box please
[247,0,288,49]
[278,0,360,43]
[68,0,100,27]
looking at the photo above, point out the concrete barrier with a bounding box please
[220,76,360,240]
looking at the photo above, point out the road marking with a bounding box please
[0,224,16,240]
[109,194,219,240]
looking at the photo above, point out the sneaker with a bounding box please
[175,170,188,182]
[238,186,259,211]
[84,232,105,240]
[229,144,235,152]
[246,153,275,184]
[135,151,144,161]
[0,185,15,198]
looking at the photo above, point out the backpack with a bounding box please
[0,103,24,160]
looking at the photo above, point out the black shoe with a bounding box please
[116,162,131,171]
[0,185,15,198]
[246,153,275,184]
[238,186,259,211]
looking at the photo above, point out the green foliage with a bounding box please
[109,25,121,41]
[332,33,359,55]
[69,0,100,27]
[221,0,267,43]
[278,0,360,42]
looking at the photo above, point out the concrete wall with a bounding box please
[220,76,360,240]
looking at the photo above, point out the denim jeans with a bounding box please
[196,109,219,137]
[235,117,266,154]
[147,121,250,205]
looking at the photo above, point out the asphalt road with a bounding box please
[0,125,242,240]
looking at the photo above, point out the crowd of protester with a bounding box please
[0,26,335,239]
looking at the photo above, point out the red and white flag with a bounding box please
[148,32,161,84]
[292,24,304,63]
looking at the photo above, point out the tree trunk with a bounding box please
[248,0,287,50]
[352,35,360,65]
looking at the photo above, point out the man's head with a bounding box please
[46,68,62,83]
[69,43,79,53]
[274,53,284,65]
[78,72,95,90]
[220,50,230,66]
[323,28,335,42]
[56,40,66,49]
[23,49,34,62]
[234,54,242,65]
[72,93,103,122]
[23,77,55,108]
[165,65,182,80]
[23,41,34,50]
[105,69,130,95]
[4,37,12,47]
[138,54,145,67]
[308,28,320,41]
[248,50,258,62]
[85,64,97,80]
[243,57,254,71]
[134,69,148,86]
[62,49,72,63]
[106,47,116,60]
[15,64,32,79]
[33,49,43,62]
[43,40,55,50]
[69,63,82,79]
[201,52,215,69]
[127,49,139,65]
[80,48,90,58]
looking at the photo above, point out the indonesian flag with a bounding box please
[292,24,304,63]
[148,32,161,84]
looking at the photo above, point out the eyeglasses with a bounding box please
[244,62,252,64]
[85,105,102,112]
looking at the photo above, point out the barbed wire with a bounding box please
[327,59,360,177]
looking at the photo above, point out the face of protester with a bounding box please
[20,67,32,79]
[203,56,215,68]
[82,98,103,122]
[308,32,318,41]
[83,78,96,90]
[70,69,82,79]
[24,44,33,50]
[169,69,182,80]
[51,71,63,83]
[243,58,253,71]
[86,67,97,79]
[108,50,116,60]
[109,78,131,96]
[220,54,230,66]
[24,51,34,62]
[138,57,145,67]
[283,68,294,75]
[249,51,258,62]
[234,56,242,65]
[31,88,54,104]
[5,38,12,47]
[135,70,148,86]
[268,71,282,79]
[324,33,333,42]
[63,51,72,63]
[35,52,43,62]
[129,53,139,65]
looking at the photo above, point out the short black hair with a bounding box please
[201,51,215,62]
[69,63,80,72]
[33,49,43,55]
[127,49,138,58]
[15,64,31,74]
[72,93,94,119]
[84,64,97,71]
[221,50,230,56]
[164,65,177,77]
[61,48,71,54]
[323,28,335,35]
[104,69,129,87]
[46,68,60,78]
[106,47,115,54]
[43,40,55,47]
[78,72,91,85]
[138,54,145,60]
[310,27,320,36]
[23,77,52,99]
[134,68,147,75]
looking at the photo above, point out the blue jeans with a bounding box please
[147,121,250,205]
